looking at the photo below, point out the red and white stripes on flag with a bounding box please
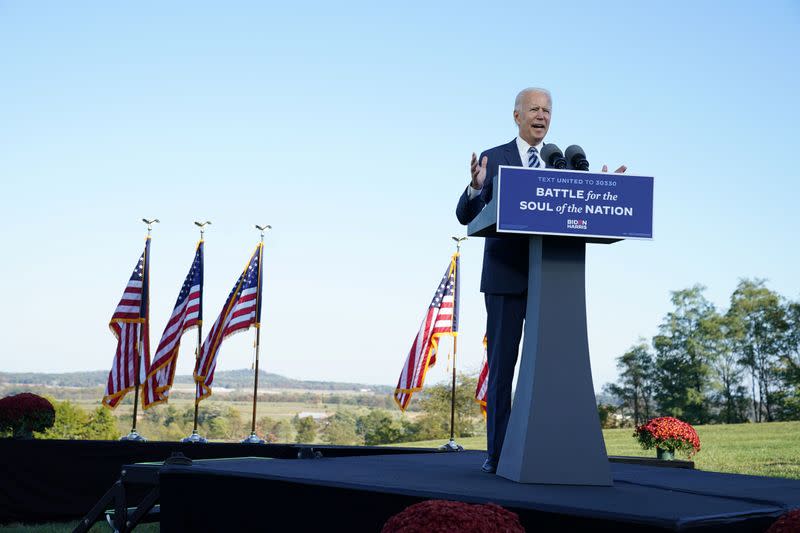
[103,237,152,409]
[394,253,459,411]
[194,242,263,403]
[475,335,488,417]
[142,240,204,408]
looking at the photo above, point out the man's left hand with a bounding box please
[601,164,627,173]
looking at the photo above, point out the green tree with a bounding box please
[270,420,294,442]
[322,411,362,445]
[786,300,800,371]
[142,405,163,425]
[257,416,294,443]
[192,403,243,440]
[34,400,120,440]
[701,312,749,423]
[256,415,276,437]
[607,341,654,425]
[728,279,788,422]
[356,409,405,445]
[413,374,481,441]
[84,406,121,440]
[597,403,620,429]
[652,286,716,424]
[293,415,317,443]
[40,399,90,439]
[161,404,181,427]
[776,299,800,419]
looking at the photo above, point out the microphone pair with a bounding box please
[540,144,589,171]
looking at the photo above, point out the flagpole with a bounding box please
[440,236,466,452]
[249,323,262,434]
[184,221,211,444]
[122,218,158,442]
[449,334,458,442]
[242,224,270,445]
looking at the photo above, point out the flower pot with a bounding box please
[657,448,675,461]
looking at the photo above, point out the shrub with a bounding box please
[765,508,800,533]
[382,500,524,533]
[0,393,56,438]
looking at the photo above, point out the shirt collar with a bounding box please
[516,136,544,154]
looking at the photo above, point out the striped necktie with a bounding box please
[528,146,541,168]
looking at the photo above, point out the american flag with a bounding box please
[475,335,488,417]
[394,253,459,411]
[194,242,263,402]
[103,237,152,409]
[142,240,204,408]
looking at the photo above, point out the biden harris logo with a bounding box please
[567,219,588,230]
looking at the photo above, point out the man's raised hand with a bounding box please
[471,152,488,189]
[601,164,628,173]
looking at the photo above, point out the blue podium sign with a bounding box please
[496,166,654,240]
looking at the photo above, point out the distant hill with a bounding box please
[0,370,393,394]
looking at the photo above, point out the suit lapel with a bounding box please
[502,139,522,167]
[502,139,552,167]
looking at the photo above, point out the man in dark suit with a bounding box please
[456,88,552,473]
[457,88,626,473]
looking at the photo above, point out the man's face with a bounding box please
[514,91,552,146]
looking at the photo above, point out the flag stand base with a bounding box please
[240,432,265,444]
[120,429,146,442]
[181,430,207,444]
[438,439,464,452]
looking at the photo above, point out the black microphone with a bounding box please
[540,144,566,169]
[565,145,590,171]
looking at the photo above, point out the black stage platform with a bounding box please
[132,450,799,532]
[0,439,431,523]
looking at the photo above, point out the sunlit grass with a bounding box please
[392,421,800,479]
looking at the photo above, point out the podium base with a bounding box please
[497,237,611,486]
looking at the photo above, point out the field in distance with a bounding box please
[0,369,402,438]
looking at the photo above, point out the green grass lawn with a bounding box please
[392,421,800,479]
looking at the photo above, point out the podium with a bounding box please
[467,166,653,485]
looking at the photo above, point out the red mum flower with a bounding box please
[633,416,701,459]
[382,500,524,533]
[765,508,800,533]
[0,393,55,438]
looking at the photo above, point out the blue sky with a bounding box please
[0,1,798,392]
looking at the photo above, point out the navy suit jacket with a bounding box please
[456,139,551,294]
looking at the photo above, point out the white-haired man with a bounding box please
[456,88,624,473]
